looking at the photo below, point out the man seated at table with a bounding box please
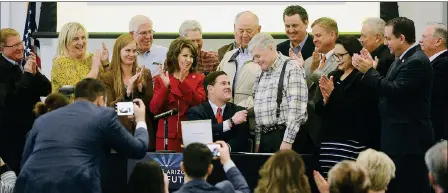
[175,141,250,193]
[187,71,250,152]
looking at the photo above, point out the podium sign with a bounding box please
[127,153,185,189]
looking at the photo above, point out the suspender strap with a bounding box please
[257,59,291,119]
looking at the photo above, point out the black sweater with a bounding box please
[315,69,381,148]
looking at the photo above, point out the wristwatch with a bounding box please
[230,118,236,127]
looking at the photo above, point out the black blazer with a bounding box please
[430,51,448,141]
[277,34,315,60]
[0,55,51,173]
[187,101,249,152]
[371,44,394,77]
[361,45,434,156]
[315,69,380,148]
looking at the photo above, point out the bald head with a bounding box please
[234,11,261,48]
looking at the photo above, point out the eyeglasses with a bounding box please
[2,41,25,49]
[137,30,155,36]
[333,53,349,61]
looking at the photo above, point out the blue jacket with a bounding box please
[174,163,249,193]
[14,100,149,193]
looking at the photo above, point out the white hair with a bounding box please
[428,22,448,48]
[248,32,275,53]
[129,15,153,32]
[425,140,448,191]
[179,20,202,37]
[362,17,386,37]
[234,11,259,26]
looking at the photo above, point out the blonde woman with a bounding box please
[255,150,311,193]
[356,149,396,193]
[98,34,153,138]
[51,22,109,93]
[328,161,370,193]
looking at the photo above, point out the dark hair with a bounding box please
[336,35,363,56]
[165,37,198,74]
[283,5,308,24]
[183,143,212,179]
[386,17,416,44]
[74,78,106,102]
[128,160,165,193]
[33,93,70,117]
[204,71,227,95]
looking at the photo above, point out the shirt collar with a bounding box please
[324,48,335,60]
[429,49,447,62]
[208,100,226,115]
[289,33,309,50]
[399,43,418,60]
[267,52,283,72]
[2,53,21,65]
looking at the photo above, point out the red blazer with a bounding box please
[150,73,206,140]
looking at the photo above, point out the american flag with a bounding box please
[23,2,41,69]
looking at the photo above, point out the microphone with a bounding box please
[154,108,178,119]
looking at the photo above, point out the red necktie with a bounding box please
[216,107,223,123]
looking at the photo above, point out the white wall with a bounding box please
[398,2,445,40]
[2,2,447,80]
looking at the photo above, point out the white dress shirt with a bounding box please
[137,44,168,78]
[208,100,231,132]
[429,49,447,62]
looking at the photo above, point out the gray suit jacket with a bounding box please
[302,54,338,145]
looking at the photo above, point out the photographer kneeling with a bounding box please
[175,141,250,193]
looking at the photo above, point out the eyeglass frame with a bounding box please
[333,52,349,61]
[2,41,25,49]
[136,30,155,36]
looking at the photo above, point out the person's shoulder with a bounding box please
[222,48,238,61]
[277,40,290,48]
[152,44,168,52]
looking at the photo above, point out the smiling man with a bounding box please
[250,32,308,153]
[129,15,168,78]
[0,28,51,174]
[187,71,250,152]
[277,5,315,60]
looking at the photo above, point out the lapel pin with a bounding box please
[192,75,196,79]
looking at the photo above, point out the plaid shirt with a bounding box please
[196,50,220,73]
[253,53,308,144]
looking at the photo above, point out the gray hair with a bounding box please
[179,20,202,37]
[428,22,448,48]
[362,17,386,37]
[425,140,448,191]
[248,32,276,53]
[234,11,260,26]
[129,15,153,32]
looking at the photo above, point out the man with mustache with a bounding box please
[188,71,250,152]
[129,15,168,78]
[179,20,220,75]
[0,28,51,174]
[277,5,315,61]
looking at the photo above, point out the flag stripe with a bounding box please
[23,2,41,69]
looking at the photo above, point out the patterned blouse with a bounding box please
[51,54,103,93]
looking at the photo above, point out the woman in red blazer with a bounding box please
[150,37,206,152]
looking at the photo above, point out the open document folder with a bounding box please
[181,119,213,147]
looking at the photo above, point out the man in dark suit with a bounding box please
[0,28,51,174]
[175,142,250,193]
[14,78,149,193]
[419,23,448,141]
[354,17,434,193]
[277,5,315,60]
[188,71,249,152]
[360,17,394,77]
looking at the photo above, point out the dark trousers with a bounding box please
[259,129,285,153]
[387,155,431,193]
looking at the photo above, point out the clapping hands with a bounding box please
[289,48,305,68]
[319,74,334,104]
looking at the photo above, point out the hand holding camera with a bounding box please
[211,141,231,165]
[115,99,145,123]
